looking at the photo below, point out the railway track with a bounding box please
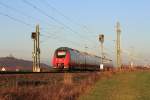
[0,70,99,74]
[1,66,147,75]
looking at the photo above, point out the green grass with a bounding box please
[80,71,150,100]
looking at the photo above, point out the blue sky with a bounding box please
[0,0,150,65]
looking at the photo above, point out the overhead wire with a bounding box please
[0,1,83,48]
[0,11,82,48]
[22,0,97,47]
[0,11,34,27]
[42,0,98,44]
[43,0,97,38]
[40,33,83,47]
[0,1,60,29]
[22,0,81,36]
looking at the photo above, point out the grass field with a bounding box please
[80,70,150,100]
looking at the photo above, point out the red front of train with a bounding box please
[52,47,71,70]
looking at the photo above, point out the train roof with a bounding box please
[56,47,112,61]
[56,47,75,51]
[56,47,97,56]
[56,47,87,54]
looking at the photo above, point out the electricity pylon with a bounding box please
[115,22,121,68]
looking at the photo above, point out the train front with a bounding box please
[52,48,70,70]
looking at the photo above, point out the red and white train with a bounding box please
[52,47,113,71]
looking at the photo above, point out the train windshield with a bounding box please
[57,51,66,58]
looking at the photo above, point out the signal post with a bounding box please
[99,34,104,71]
[31,25,41,72]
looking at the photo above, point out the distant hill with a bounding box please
[0,57,50,71]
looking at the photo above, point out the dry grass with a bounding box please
[0,72,105,100]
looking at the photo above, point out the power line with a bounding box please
[0,3,83,48]
[0,11,82,48]
[0,11,33,27]
[40,32,83,47]
[0,2,83,50]
[0,1,71,40]
[22,0,96,46]
[41,0,98,44]
[43,0,96,37]
[22,0,80,36]
[0,1,59,28]
[0,11,83,48]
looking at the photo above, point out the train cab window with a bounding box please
[57,51,66,58]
